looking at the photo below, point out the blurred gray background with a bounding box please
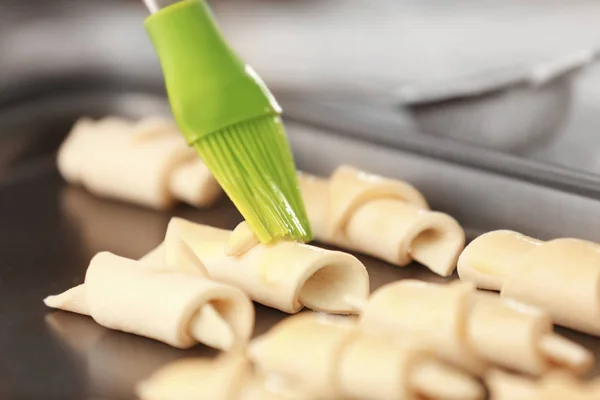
[2,0,600,177]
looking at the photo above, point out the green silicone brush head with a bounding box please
[195,115,311,243]
[145,0,312,243]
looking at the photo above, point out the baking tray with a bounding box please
[280,94,600,202]
[3,92,600,400]
[0,165,449,400]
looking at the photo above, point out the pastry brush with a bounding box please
[143,0,312,244]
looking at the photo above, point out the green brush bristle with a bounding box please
[194,115,312,244]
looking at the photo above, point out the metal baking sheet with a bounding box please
[1,74,600,397]
[0,165,446,400]
[280,95,600,200]
[2,121,600,400]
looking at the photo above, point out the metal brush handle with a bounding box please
[143,0,182,14]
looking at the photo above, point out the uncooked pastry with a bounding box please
[137,353,306,400]
[226,221,260,256]
[297,165,465,276]
[248,312,483,400]
[486,370,600,400]
[57,116,222,209]
[143,218,370,314]
[359,280,592,376]
[458,230,600,336]
[44,251,254,350]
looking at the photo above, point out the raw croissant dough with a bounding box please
[298,166,465,276]
[137,354,306,400]
[248,313,483,400]
[458,230,600,336]
[57,117,222,209]
[142,218,370,314]
[44,251,254,350]
[487,370,600,400]
[359,280,592,376]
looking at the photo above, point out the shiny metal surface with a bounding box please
[0,78,599,398]
[5,0,600,172]
[1,135,600,399]
[4,0,600,179]
[0,163,450,399]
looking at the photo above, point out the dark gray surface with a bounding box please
[1,83,600,399]
[287,121,600,243]
[5,0,600,178]
[0,162,449,400]
[1,126,600,399]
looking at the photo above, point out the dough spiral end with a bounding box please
[57,116,222,209]
[249,313,483,400]
[44,252,255,350]
[459,230,600,336]
[298,166,465,276]
[486,370,600,400]
[158,218,370,315]
[137,354,307,400]
[359,280,592,376]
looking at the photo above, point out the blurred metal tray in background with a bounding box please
[5,0,600,179]
[281,96,600,241]
[3,86,600,399]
